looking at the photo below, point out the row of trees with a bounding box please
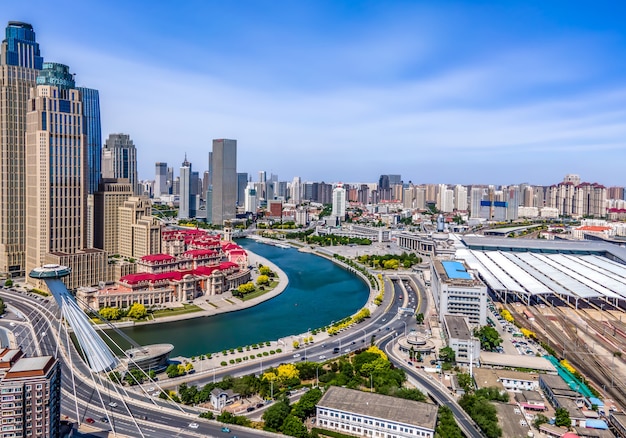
[306,235,372,247]
[357,252,422,269]
[332,254,378,289]
[99,303,147,321]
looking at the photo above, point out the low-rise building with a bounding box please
[442,315,480,367]
[316,386,438,438]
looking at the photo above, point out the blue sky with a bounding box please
[5,1,626,185]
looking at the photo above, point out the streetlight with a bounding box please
[360,328,367,345]
[316,365,321,388]
[213,367,216,384]
[370,374,373,393]
[400,321,407,336]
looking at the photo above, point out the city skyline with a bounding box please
[3,1,626,184]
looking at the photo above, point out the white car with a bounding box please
[319,355,326,360]
[108,402,118,408]
[293,353,300,358]
[189,422,199,429]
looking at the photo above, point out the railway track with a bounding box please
[504,302,626,409]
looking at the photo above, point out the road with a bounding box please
[0,271,481,437]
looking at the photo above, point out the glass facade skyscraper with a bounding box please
[78,87,102,195]
[2,21,43,69]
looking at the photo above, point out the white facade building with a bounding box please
[316,386,437,438]
[431,258,487,326]
[332,183,347,219]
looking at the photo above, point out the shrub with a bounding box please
[270,350,276,354]
[263,352,269,356]
[276,348,282,353]
[229,359,235,364]
[220,361,227,366]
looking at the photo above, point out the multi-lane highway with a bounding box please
[0,272,482,437]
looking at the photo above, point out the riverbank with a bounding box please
[123,250,290,327]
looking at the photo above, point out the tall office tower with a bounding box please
[506,185,520,220]
[332,184,347,219]
[378,174,391,201]
[205,185,213,223]
[118,196,161,258]
[178,156,193,219]
[102,133,139,194]
[0,22,43,278]
[27,63,109,290]
[303,182,314,201]
[93,179,133,253]
[414,187,426,210]
[291,176,302,204]
[167,167,174,194]
[259,171,266,183]
[453,185,468,211]
[469,187,483,218]
[357,184,369,204]
[154,162,168,197]
[78,87,102,194]
[0,352,61,438]
[316,182,333,204]
[237,172,248,206]
[276,181,288,199]
[191,170,200,216]
[387,174,401,185]
[208,152,213,185]
[244,183,257,213]
[211,139,237,225]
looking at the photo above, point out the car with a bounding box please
[300,356,305,361]
[408,361,413,366]
[189,422,199,429]
[85,418,95,424]
[147,386,155,392]
[9,322,14,327]
[293,353,300,358]
[100,417,109,423]
[108,402,118,408]
[246,406,255,412]
[319,355,326,360]
[256,402,264,408]
[385,327,390,330]
[221,427,231,433]
[351,341,356,345]
[382,318,386,322]
[151,391,160,397]
[344,348,350,353]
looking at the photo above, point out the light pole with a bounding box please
[370,374,373,393]
[260,358,263,376]
[400,321,407,336]
[360,328,367,345]
[316,365,320,388]
[213,367,216,384]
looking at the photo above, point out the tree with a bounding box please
[166,364,182,378]
[435,406,463,438]
[474,326,502,351]
[276,363,299,381]
[3,279,13,287]
[457,373,474,393]
[125,369,145,386]
[99,307,122,321]
[185,362,194,373]
[259,266,272,276]
[0,298,5,315]
[256,275,270,286]
[282,415,308,438]
[262,398,291,431]
[533,413,549,429]
[291,388,323,419]
[127,303,147,320]
[293,340,300,349]
[393,388,426,402]
[237,282,255,294]
[415,313,425,325]
[108,371,122,384]
[439,347,456,364]
[555,407,571,427]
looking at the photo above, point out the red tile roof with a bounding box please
[140,254,176,263]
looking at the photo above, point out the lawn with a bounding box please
[241,281,279,301]
[151,304,203,318]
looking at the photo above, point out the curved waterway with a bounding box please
[110,240,369,357]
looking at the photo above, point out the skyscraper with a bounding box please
[332,184,347,220]
[102,133,138,194]
[79,87,102,195]
[178,155,193,219]
[237,172,248,207]
[25,62,108,290]
[0,22,43,278]
[154,162,168,197]
[211,139,237,225]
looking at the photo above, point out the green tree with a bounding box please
[533,413,549,429]
[256,275,270,286]
[393,388,426,402]
[474,326,502,351]
[435,406,463,438]
[99,307,122,320]
[166,363,182,378]
[125,369,145,386]
[127,302,147,319]
[415,313,425,325]
[108,371,122,384]
[438,347,456,364]
[259,266,272,276]
[0,297,5,315]
[282,415,308,438]
[291,388,323,419]
[457,373,474,393]
[262,398,291,431]
[555,407,571,427]
[3,279,13,287]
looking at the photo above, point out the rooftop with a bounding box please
[317,386,437,431]
[443,315,472,340]
[480,352,557,373]
[441,260,472,280]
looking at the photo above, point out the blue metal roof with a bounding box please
[441,260,472,280]
[585,419,608,430]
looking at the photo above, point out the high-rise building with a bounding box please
[237,172,248,207]
[332,184,347,220]
[470,187,483,218]
[291,177,302,204]
[244,183,257,213]
[211,139,237,225]
[118,197,161,258]
[154,162,168,197]
[178,155,193,219]
[102,133,138,194]
[453,185,468,211]
[0,22,43,278]
[79,87,102,195]
[0,351,61,438]
[25,62,108,290]
[94,179,134,253]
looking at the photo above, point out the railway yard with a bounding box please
[499,297,626,411]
